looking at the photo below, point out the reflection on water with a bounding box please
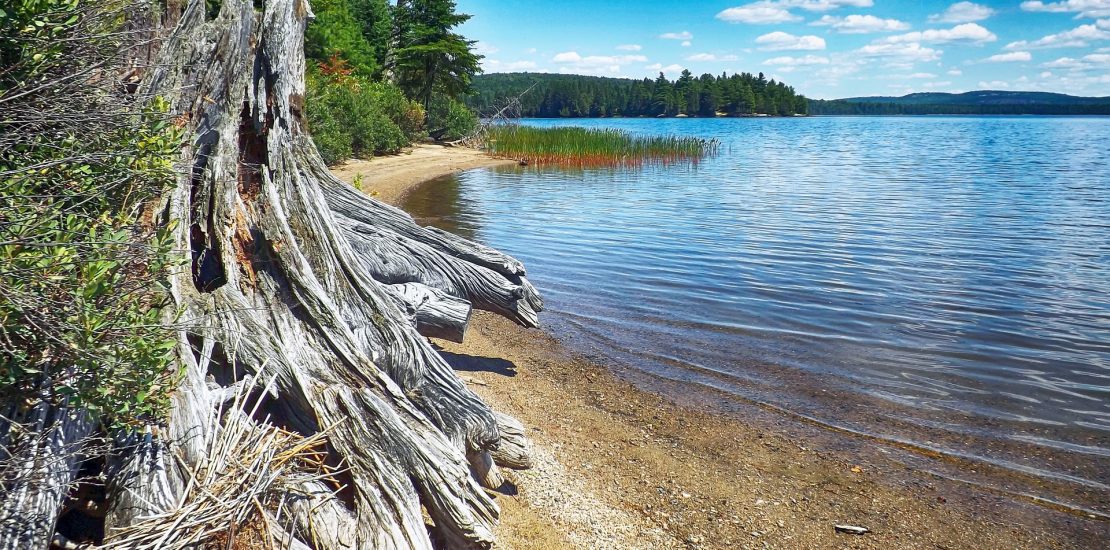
[402,116,1110,513]
[403,173,479,241]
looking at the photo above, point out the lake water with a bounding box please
[402,117,1110,514]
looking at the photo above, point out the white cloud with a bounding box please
[717,3,803,24]
[929,2,996,23]
[551,51,648,75]
[646,63,686,75]
[922,81,954,88]
[616,44,642,51]
[473,41,499,55]
[756,31,827,50]
[1042,52,1110,68]
[1043,56,1084,67]
[908,72,937,78]
[947,68,963,75]
[681,40,692,47]
[1004,21,1110,49]
[1041,70,1055,77]
[763,54,831,66]
[985,51,1033,62]
[978,80,1011,88]
[781,0,874,11]
[811,14,910,33]
[857,42,943,61]
[1020,1,1110,19]
[686,53,740,61]
[483,59,539,72]
[552,51,582,63]
[659,31,693,40]
[880,23,997,44]
[525,48,538,54]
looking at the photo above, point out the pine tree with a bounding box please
[392,0,482,108]
[350,0,393,78]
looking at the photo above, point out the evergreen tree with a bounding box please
[392,0,482,108]
[305,0,379,76]
[350,0,393,77]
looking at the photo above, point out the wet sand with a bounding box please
[333,146,1107,549]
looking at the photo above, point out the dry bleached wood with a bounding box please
[385,281,472,343]
[1,0,542,547]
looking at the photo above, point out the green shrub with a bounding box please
[305,62,426,165]
[1,0,185,427]
[426,94,477,141]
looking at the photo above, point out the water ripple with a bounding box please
[404,116,1110,509]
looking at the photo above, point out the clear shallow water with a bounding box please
[403,117,1110,511]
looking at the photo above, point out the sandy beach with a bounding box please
[333,145,1106,549]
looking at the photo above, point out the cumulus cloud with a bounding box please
[921,81,954,88]
[659,31,693,40]
[857,42,943,61]
[879,23,997,44]
[682,40,692,47]
[781,0,874,11]
[616,44,642,51]
[1004,21,1110,49]
[1020,1,1110,19]
[646,63,686,75]
[717,3,802,24]
[552,51,582,63]
[756,31,827,50]
[947,68,963,75]
[551,51,648,74]
[716,0,878,25]
[985,51,1033,62]
[686,53,740,61]
[908,72,937,78]
[929,2,996,23]
[1043,56,1083,67]
[811,14,910,33]
[1042,52,1110,68]
[763,54,831,66]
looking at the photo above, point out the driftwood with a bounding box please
[0,0,542,547]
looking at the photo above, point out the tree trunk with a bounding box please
[3,0,541,547]
[0,400,94,548]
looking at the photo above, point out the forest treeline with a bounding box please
[808,100,1110,115]
[468,72,809,118]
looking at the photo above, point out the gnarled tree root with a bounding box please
[0,1,541,548]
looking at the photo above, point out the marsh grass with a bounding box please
[485,125,719,167]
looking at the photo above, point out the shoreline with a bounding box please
[332,145,1107,549]
[330,144,516,205]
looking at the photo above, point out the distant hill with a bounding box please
[810,91,1110,115]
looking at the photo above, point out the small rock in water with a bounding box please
[834,524,870,535]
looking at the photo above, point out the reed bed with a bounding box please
[484,125,719,167]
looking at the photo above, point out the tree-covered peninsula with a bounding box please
[468,71,809,118]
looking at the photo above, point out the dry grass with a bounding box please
[101,374,340,549]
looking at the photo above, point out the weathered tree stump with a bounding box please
[0,0,540,547]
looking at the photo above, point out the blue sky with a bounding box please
[456,1,1110,98]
